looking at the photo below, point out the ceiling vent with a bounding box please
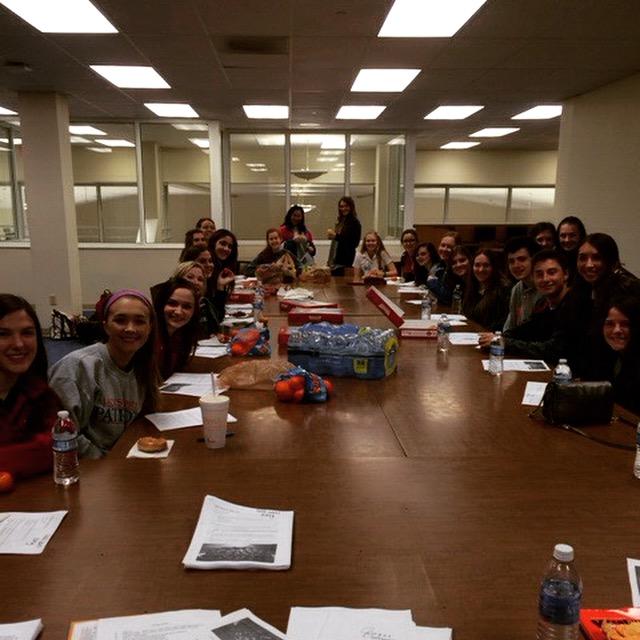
[216,36,288,56]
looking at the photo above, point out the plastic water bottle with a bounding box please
[253,285,264,323]
[537,543,582,640]
[452,284,463,315]
[52,410,79,486]
[420,291,432,320]
[634,423,640,479]
[488,331,504,376]
[553,359,572,384]
[437,314,450,352]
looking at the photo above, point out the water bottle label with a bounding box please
[489,345,504,357]
[52,436,78,453]
[538,579,581,625]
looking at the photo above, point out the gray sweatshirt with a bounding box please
[49,343,144,458]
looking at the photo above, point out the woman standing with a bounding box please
[49,290,160,458]
[328,197,361,276]
[154,279,200,379]
[0,295,61,479]
[280,205,316,266]
[463,249,511,331]
[352,231,397,281]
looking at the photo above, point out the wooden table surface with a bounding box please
[3,280,638,639]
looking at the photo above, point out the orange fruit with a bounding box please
[230,343,245,356]
[275,380,294,402]
[293,388,305,403]
[323,378,334,396]
[288,375,305,391]
[0,471,15,493]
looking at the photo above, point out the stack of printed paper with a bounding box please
[182,496,294,570]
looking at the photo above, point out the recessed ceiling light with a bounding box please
[319,150,343,156]
[250,167,268,172]
[440,141,481,149]
[321,135,346,149]
[87,147,112,153]
[172,124,208,131]
[69,125,106,135]
[0,106,18,116]
[378,0,486,37]
[246,163,266,168]
[243,105,289,119]
[470,127,519,138]
[231,156,240,162]
[254,134,285,146]
[387,137,405,145]
[351,68,420,92]
[69,136,90,144]
[317,157,338,163]
[91,65,170,89]
[0,137,22,145]
[336,106,386,120]
[96,139,135,147]
[425,105,484,120]
[0,0,117,33]
[298,122,320,128]
[512,105,563,120]
[188,138,209,149]
[144,103,199,118]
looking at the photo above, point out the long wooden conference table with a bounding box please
[3,279,638,639]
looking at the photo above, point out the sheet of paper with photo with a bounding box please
[160,373,220,397]
[0,511,67,555]
[0,619,43,640]
[286,607,415,640]
[95,609,221,640]
[481,359,550,372]
[211,608,286,640]
[182,496,294,570]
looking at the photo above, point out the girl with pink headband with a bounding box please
[49,290,160,458]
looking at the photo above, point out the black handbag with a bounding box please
[541,380,614,425]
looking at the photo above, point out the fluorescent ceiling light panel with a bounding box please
[470,127,519,137]
[425,105,484,120]
[96,139,135,147]
[188,138,209,149]
[69,136,90,144]
[387,137,405,145]
[255,134,285,147]
[0,137,22,145]
[172,124,208,131]
[88,147,112,153]
[145,103,199,118]
[351,68,420,92]
[69,125,106,135]
[0,0,117,33]
[246,163,266,168]
[321,135,346,149]
[336,106,386,120]
[512,105,563,120]
[243,105,289,119]
[91,65,170,89]
[298,122,320,128]
[378,0,487,37]
[440,141,480,149]
[0,106,18,116]
[231,156,240,162]
[250,167,268,172]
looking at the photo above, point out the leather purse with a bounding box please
[541,380,614,425]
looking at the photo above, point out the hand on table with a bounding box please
[478,332,495,348]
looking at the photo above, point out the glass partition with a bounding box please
[447,187,508,223]
[71,123,139,243]
[509,187,555,223]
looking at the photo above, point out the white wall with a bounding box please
[555,72,640,276]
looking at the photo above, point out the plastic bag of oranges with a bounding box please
[274,366,333,403]
[229,326,271,357]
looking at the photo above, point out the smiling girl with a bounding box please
[49,290,160,458]
[245,228,301,281]
[352,231,397,281]
[154,279,200,379]
[0,295,61,479]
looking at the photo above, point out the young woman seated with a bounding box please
[414,242,444,286]
[352,231,398,282]
[207,229,238,298]
[154,279,200,379]
[179,228,208,262]
[462,249,511,331]
[0,294,61,479]
[49,290,160,459]
[583,297,640,414]
[399,229,419,281]
[172,261,221,338]
[280,205,316,266]
[244,228,301,282]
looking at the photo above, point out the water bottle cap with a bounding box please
[558,358,567,364]
[553,543,574,562]
[57,410,69,419]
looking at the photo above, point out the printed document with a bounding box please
[481,359,549,372]
[211,609,285,640]
[0,511,67,555]
[0,618,43,640]
[627,558,640,606]
[448,332,480,346]
[521,381,548,406]
[182,496,294,570]
[194,345,228,359]
[145,407,237,432]
[161,373,219,397]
